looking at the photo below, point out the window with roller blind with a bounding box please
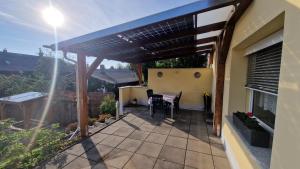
[246,42,282,130]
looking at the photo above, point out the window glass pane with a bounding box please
[253,91,277,128]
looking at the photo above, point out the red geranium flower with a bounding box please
[247,112,253,117]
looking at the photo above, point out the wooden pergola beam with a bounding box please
[86,57,103,78]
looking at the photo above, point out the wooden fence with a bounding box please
[47,91,114,126]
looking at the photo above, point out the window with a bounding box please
[252,91,276,128]
[246,42,282,130]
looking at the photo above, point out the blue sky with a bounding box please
[0,0,198,68]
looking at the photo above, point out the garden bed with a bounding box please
[0,119,75,169]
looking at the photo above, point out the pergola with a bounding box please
[45,0,252,137]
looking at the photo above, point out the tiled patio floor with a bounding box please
[42,107,231,169]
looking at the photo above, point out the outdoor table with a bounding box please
[0,92,48,129]
[149,93,177,119]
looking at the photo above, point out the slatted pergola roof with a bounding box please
[45,0,243,63]
[44,0,253,137]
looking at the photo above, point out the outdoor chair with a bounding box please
[164,91,182,115]
[174,91,182,113]
[146,89,154,98]
[151,94,164,115]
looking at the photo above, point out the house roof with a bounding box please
[91,69,138,84]
[0,51,74,74]
[45,0,243,63]
[0,51,40,73]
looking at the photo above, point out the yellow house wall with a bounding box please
[148,68,212,110]
[119,86,148,114]
[221,0,300,169]
[129,86,148,105]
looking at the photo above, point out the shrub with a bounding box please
[99,95,116,116]
[0,120,73,169]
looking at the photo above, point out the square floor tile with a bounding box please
[188,130,209,141]
[89,133,109,144]
[140,124,156,132]
[184,166,197,169]
[213,156,231,169]
[128,130,150,140]
[123,154,156,169]
[152,126,171,135]
[112,121,132,128]
[103,148,133,169]
[169,128,188,138]
[43,152,77,169]
[99,135,125,147]
[93,162,118,169]
[211,144,226,157]
[136,142,163,158]
[112,127,134,137]
[173,122,189,132]
[189,124,207,131]
[185,151,214,169]
[65,140,96,156]
[209,135,223,145]
[165,136,187,149]
[145,133,168,144]
[130,118,145,127]
[187,139,211,154]
[100,126,119,134]
[153,159,184,169]
[158,145,186,165]
[117,138,142,152]
[81,144,114,162]
[63,156,96,169]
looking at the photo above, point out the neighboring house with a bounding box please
[0,50,74,75]
[0,50,40,74]
[91,69,139,86]
[91,69,139,99]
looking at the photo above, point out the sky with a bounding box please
[0,0,199,68]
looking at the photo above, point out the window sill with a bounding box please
[224,116,271,169]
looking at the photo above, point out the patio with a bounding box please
[41,107,230,169]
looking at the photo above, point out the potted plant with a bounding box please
[233,111,270,147]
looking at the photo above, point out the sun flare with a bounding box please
[42,6,64,28]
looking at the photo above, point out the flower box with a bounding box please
[233,112,270,148]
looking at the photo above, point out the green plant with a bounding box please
[99,95,116,116]
[0,120,73,169]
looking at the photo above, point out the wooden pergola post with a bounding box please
[137,64,143,85]
[213,0,253,136]
[76,53,88,137]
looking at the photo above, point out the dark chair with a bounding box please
[174,91,182,113]
[146,89,154,98]
[164,91,182,115]
[151,94,163,115]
